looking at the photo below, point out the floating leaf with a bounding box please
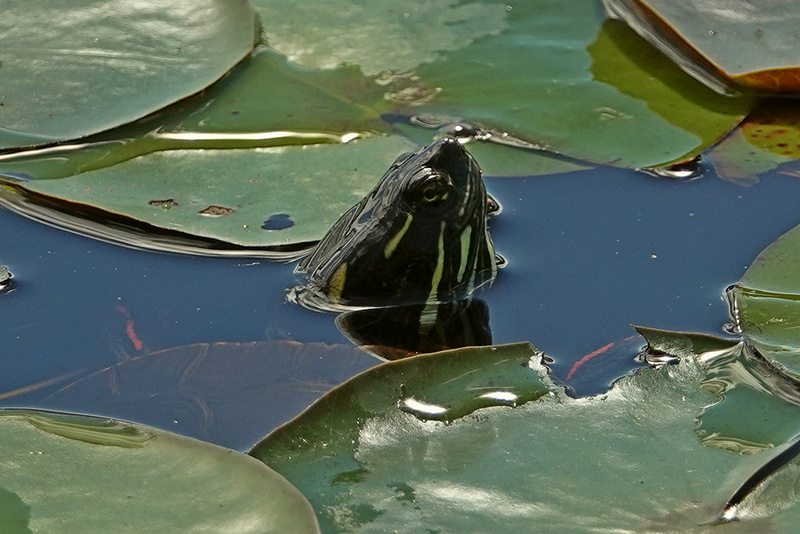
[706,99,800,183]
[0,47,393,181]
[251,341,800,531]
[0,409,319,533]
[379,0,751,168]
[41,341,377,450]
[388,119,592,177]
[0,1,755,251]
[604,0,800,94]
[0,0,258,149]
[727,221,800,379]
[1,136,416,250]
[252,0,509,76]
[636,326,800,454]
[705,128,791,185]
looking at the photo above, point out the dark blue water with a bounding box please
[2,160,800,448]
[484,162,800,380]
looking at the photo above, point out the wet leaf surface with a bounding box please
[0,0,258,149]
[728,222,800,378]
[0,47,393,181]
[0,1,757,250]
[637,326,800,453]
[5,2,800,531]
[6,137,416,248]
[0,408,319,533]
[251,340,800,532]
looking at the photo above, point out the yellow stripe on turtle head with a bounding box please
[383,213,413,259]
[326,262,348,301]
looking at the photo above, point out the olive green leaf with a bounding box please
[251,341,800,532]
[0,0,259,149]
[0,0,757,251]
[2,136,416,251]
[705,99,800,184]
[0,409,319,533]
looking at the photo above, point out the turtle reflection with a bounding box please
[337,299,492,361]
[290,138,500,359]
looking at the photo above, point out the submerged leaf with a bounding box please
[251,341,800,531]
[41,341,377,450]
[0,0,258,148]
[0,409,319,533]
[705,100,800,183]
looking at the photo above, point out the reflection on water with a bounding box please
[286,137,499,360]
[336,299,492,361]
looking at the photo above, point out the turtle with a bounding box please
[294,137,499,310]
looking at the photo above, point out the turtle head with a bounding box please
[296,138,497,308]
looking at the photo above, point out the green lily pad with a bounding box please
[0,409,319,533]
[2,136,416,250]
[728,221,800,379]
[251,341,800,531]
[0,0,755,250]
[252,0,509,76]
[0,46,394,181]
[604,0,800,93]
[233,0,752,170]
[636,326,800,454]
[0,0,258,149]
[379,0,751,168]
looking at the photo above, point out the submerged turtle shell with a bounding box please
[296,138,497,308]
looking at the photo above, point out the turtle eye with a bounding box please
[407,173,453,208]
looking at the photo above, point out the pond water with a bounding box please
[2,158,800,450]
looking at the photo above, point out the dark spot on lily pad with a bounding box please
[198,205,235,217]
[261,213,294,231]
[331,467,369,486]
[148,198,179,209]
[388,481,416,503]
